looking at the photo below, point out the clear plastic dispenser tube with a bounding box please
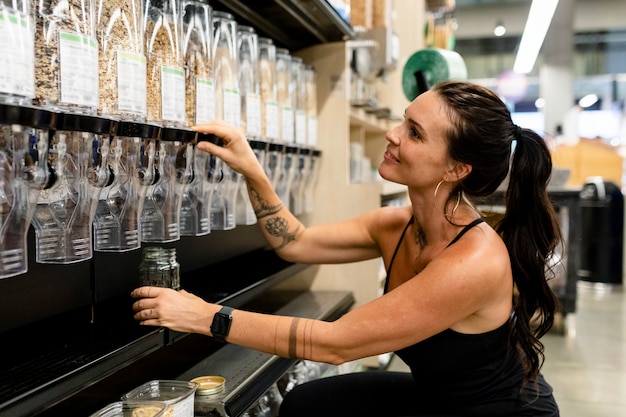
[212,11,239,127]
[258,37,279,142]
[141,127,195,242]
[93,121,161,252]
[33,0,98,114]
[0,104,56,278]
[96,0,146,121]
[0,0,35,106]
[32,114,117,264]
[182,0,213,126]
[144,0,186,127]
[276,145,298,211]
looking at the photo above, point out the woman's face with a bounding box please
[378,90,454,190]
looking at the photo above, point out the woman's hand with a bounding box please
[193,120,264,179]
[131,286,216,335]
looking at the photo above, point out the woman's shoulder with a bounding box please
[363,206,414,241]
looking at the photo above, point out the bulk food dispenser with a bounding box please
[0,104,56,278]
[31,113,116,264]
[292,56,307,147]
[275,48,293,144]
[182,0,214,126]
[0,0,35,106]
[96,0,146,122]
[210,11,239,230]
[145,0,186,128]
[258,37,279,143]
[236,25,261,226]
[93,121,160,252]
[33,0,98,114]
[141,127,195,242]
[180,137,210,237]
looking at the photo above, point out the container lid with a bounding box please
[0,104,57,129]
[285,145,299,154]
[268,142,285,152]
[197,132,223,146]
[161,127,197,142]
[57,113,118,135]
[249,139,267,150]
[117,121,162,139]
[190,376,226,396]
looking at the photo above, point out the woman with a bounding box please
[132,81,561,416]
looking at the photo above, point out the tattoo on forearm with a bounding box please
[266,219,300,250]
[288,318,300,359]
[249,185,283,219]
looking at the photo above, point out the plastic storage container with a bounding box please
[121,380,199,417]
[145,0,186,127]
[0,104,56,278]
[212,11,239,127]
[89,401,167,417]
[182,0,213,126]
[33,0,98,114]
[258,37,279,142]
[96,0,146,121]
[0,0,35,105]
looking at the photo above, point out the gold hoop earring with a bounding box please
[434,179,463,218]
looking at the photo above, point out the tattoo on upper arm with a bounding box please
[266,219,300,250]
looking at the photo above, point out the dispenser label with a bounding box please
[281,107,294,143]
[161,65,186,123]
[265,101,279,140]
[0,11,34,98]
[195,77,215,124]
[59,31,98,107]
[295,110,307,145]
[246,93,261,138]
[117,51,147,115]
[223,87,241,127]
[307,116,318,147]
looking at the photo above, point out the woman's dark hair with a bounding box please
[432,80,562,387]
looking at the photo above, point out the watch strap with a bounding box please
[210,306,233,343]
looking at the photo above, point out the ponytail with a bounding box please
[496,127,562,385]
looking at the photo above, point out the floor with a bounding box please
[386,281,626,416]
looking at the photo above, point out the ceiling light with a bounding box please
[513,0,559,74]
[578,94,598,108]
[493,21,506,37]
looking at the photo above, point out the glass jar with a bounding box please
[212,11,239,127]
[0,0,35,105]
[304,65,318,148]
[33,0,98,114]
[238,25,260,139]
[32,114,116,264]
[145,0,186,127]
[0,104,55,278]
[96,0,145,121]
[291,56,306,146]
[258,37,278,142]
[275,48,293,144]
[138,246,180,289]
[182,0,213,126]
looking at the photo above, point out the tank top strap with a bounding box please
[446,218,485,248]
[384,216,414,293]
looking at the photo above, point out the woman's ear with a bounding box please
[447,162,472,182]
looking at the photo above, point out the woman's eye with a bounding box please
[410,128,420,139]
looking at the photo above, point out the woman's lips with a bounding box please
[384,150,400,162]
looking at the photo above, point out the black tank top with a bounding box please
[383,217,557,415]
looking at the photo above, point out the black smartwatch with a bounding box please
[210,306,233,343]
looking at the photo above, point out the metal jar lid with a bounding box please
[190,376,226,396]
